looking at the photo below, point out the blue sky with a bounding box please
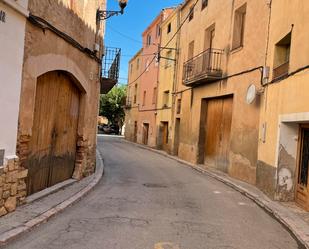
[104,0,183,85]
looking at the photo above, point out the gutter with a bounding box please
[1,0,29,17]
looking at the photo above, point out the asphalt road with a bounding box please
[3,136,303,249]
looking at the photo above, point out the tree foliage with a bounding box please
[99,85,127,126]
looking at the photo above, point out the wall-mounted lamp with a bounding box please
[97,0,128,22]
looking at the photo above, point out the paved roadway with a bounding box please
[3,136,303,249]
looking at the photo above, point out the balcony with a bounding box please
[101,47,121,94]
[273,61,289,80]
[183,48,223,86]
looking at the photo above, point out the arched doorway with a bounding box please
[26,71,80,195]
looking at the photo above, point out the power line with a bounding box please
[121,53,157,57]
[128,1,199,85]
[108,25,158,47]
[108,25,144,44]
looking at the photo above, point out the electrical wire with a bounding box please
[121,53,157,57]
[28,14,101,63]
[108,25,146,45]
[108,25,158,47]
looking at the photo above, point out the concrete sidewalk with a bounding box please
[123,139,309,249]
[0,150,104,246]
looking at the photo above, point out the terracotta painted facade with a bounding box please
[136,8,175,147]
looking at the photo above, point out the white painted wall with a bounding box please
[0,1,28,163]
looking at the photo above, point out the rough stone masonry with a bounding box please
[0,157,27,217]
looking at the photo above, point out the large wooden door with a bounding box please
[143,123,149,145]
[134,121,138,142]
[26,71,80,195]
[204,97,233,172]
[174,118,180,156]
[162,122,169,151]
[296,125,309,211]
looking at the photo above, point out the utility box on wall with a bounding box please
[0,149,4,166]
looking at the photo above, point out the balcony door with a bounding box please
[204,25,215,71]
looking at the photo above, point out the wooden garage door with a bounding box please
[204,97,233,172]
[26,71,80,195]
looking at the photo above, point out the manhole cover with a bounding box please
[143,183,168,188]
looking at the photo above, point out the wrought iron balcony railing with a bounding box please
[100,47,121,94]
[273,60,289,80]
[183,48,223,86]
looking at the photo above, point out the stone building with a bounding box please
[136,8,175,147]
[156,7,180,154]
[123,0,309,211]
[0,0,29,217]
[124,49,143,142]
[0,0,107,217]
[173,0,269,185]
[257,0,309,211]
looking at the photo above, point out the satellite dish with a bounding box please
[246,84,257,104]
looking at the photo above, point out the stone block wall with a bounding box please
[0,157,27,217]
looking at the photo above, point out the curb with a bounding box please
[123,139,309,249]
[0,149,105,246]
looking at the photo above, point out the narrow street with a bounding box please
[3,136,302,249]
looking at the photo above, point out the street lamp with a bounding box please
[97,0,128,22]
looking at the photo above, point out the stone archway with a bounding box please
[18,54,91,194]
[26,71,81,194]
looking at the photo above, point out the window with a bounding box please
[189,6,194,21]
[188,41,194,60]
[167,23,172,34]
[127,86,131,105]
[273,32,291,80]
[232,3,246,50]
[201,0,208,10]
[147,34,152,46]
[156,24,161,37]
[163,90,169,107]
[130,63,133,74]
[136,58,140,70]
[152,87,157,104]
[176,99,182,114]
[145,60,150,71]
[143,91,146,106]
[165,50,173,68]
[204,24,215,50]
[134,84,137,104]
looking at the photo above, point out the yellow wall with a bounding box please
[258,0,309,166]
[124,49,143,142]
[174,0,269,184]
[156,8,179,152]
[257,0,309,200]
